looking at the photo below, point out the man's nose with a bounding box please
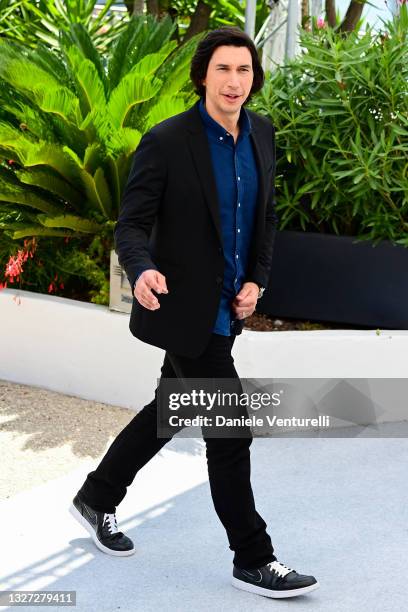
[226,71,241,87]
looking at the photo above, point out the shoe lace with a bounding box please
[103,513,119,535]
[267,560,293,578]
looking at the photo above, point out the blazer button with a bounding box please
[218,247,223,254]
[216,275,223,285]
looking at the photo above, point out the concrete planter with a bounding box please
[1,289,408,424]
[259,230,408,329]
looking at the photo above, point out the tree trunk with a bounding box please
[302,0,311,30]
[146,0,159,17]
[123,0,144,15]
[339,0,366,32]
[134,0,144,14]
[325,0,336,28]
[325,0,367,32]
[183,0,212,43]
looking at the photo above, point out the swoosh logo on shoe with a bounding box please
[82,503,97,526]
[241,569,263,583]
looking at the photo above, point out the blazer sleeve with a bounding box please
[246,124,279,289]
[113,130,167,290]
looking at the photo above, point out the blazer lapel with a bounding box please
[186,102,224,247]
[249,122,268,262]
[185,101,269,256]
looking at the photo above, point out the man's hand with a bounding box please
[232,282,259,320]
[134,269,168,310]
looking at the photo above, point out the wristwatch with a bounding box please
[257,286,265,300]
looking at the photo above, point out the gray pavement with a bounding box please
[1,434,407,611]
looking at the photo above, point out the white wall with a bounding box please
[1,289,408,418]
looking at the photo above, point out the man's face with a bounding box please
[202,45,254,115]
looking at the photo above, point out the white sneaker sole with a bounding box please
[69,503,135,557]
[231,576,320,598]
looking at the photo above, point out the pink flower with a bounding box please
[5,251,24,280]
[2,237,37,286]
[317,16,326,28]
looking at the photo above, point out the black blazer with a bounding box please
[114,99,278,358]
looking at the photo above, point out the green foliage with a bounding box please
[250,5,408,246]
[0,0,273,51]
[0,228,109,303]
[0,15,200,303]
[0,0,127,52]
[170,0,271,35]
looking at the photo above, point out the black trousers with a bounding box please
[78,333,276,569]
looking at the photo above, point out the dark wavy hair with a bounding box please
[190,27,264,104]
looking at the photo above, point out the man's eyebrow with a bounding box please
[215,63,252,68]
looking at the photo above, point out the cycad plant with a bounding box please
[251,5,408,246]
[0,15,200,301]
[0,0,127,52]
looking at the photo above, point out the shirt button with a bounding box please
[236,254,239,259]
[238,176,241,181]
[219,136,223,140]
[238,203,241,207]
[237,228,241,233]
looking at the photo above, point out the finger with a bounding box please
[141,274,159,292]
[235,307,255,317]
[151,271,168,294]
[236,290,250,301]
[235,302,256,312]
[136,290,160,309]
[145,291,160,308]
[234,298,254,308]
[156,272,168,294]
[138,296,160,310]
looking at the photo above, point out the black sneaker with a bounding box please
[69,493,135,557]
[232,559,319,598]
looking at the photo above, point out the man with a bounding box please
[70,27,320,599]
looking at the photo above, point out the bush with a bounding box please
[0,15,201,303]
[251,5,408,246]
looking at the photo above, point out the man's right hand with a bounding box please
[134,269,168,310]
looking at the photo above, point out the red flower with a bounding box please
[5,251,24,280]
[3,238,37,285]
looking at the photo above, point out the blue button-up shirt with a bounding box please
[198,97,259,336]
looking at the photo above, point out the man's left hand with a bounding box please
[232,282,259,320]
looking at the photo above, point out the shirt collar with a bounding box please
[198,96,251,139]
